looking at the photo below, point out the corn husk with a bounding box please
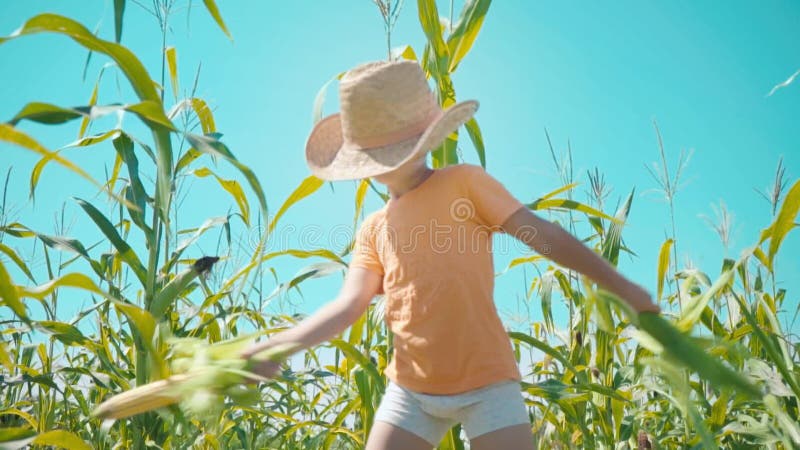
[92,337,300,420]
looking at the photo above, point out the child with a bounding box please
[241,60,660,449]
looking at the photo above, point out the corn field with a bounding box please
[1,1,799,449]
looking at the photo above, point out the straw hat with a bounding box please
[305,60,478,181]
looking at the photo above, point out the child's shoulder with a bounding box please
[360,207,387,228]
[437,163,483,177]
[437,163,490,184]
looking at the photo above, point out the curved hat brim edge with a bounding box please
[305,100,479,181]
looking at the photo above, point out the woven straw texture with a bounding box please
[305,60,478,181]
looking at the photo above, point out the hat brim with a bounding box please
[305,100,479,181]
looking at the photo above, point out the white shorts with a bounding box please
[373,380,529,445]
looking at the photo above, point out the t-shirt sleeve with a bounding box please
[349,215,385,276]
[463,164,525,230]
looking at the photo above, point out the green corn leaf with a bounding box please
[34,320,87,347]
[262,248,344,266]
[435,72,457,108]
[29,153,55,201]
[186,133,267,222]
[677,260,736,332]
[166,46,179,100]
[417,0,449,74]
[766,178,800,271]
[348,309,366,347]
[637,312,762,400]
[734,292,800,399]
[113,132,151,236]
[221,248,344,298]
[0,14,160,102]
[438,425,465,450]
[329,339,384,391]
[539,271,555,333]
[574,381,630,402]
[0,260,28,321]
[36,235,90,259]
[322,402,361,449]
[78,77,100,139]
[202,0,232,40]
[353,179,369,228]
[175,147,202,174]
[709,390,730,428]
[656,238,673,301]
[167,217,228,272]
[431,133,458,168]
[446,0,491,73]
[0,222,36,238]
[390,44,418,61]
[687,402,717,449]
[63,129,120,148]
[501,254,545,273]
[0,243,35,282]
[265,261,345,301]
[601,188,634,266]
[8,102,83,125]
[75,198,148,286]
[1,411,36,431]
[17,272,108,299]
[151,256,219,317]
[540,182,581,201]
[764,395,800,445]
[699,304,729,338]
[0,427,37,449]
[113,0,125,43]
[0,13,174,222]
[528,197,621,223]
[190,98,215,133]
[464,117,486,168]
[151,266,200,318]
[312,73,344,125]
[193,167,251,225]
[509,331,577,374]
[0,124,125,205]
[269,175,324,234]
[111,299,156,348]
[124,100,177,130]
[35,234,105,276]
[168,98,217,134]
[587,216,604,238]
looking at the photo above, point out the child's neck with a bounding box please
[387,165,434,200]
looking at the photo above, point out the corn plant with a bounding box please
[1,1,799,450]
[0,1,281,448]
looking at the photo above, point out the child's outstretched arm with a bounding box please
[502,207,660,314]
[240,266,382,378]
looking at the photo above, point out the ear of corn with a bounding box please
[92,335,301,420]
[92,374,189,420]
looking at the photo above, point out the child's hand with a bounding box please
[624,283,661,314]
[239,344,283,382]
[246,358,281,381]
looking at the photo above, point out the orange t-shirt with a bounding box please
[350,163,525,394]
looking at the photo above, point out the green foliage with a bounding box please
[1,1,799,450]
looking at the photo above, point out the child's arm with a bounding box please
[240,266,382,377]
[501,207,660,314]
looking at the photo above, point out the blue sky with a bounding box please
[1,1,799,334]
